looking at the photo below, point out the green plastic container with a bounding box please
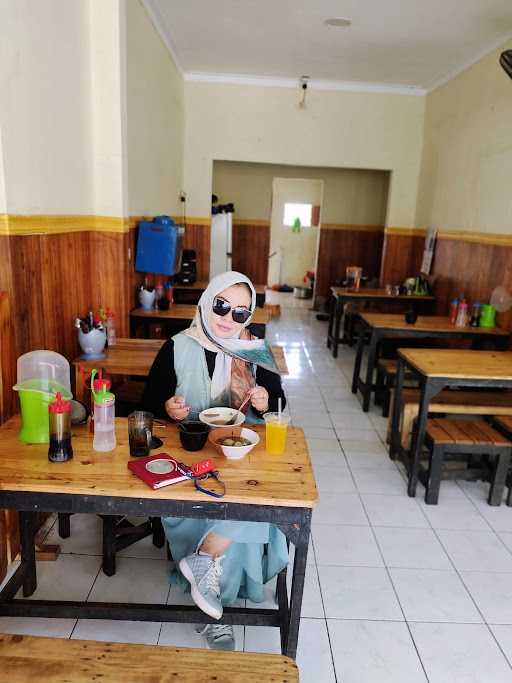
[479,304,497,328]
[14,379,72,443]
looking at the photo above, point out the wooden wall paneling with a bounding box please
[429,238,512,330]
[183,222,210,281]
[89,231,130,338]
[0,235,13,296]
[379,233,424,286]
[379,232,512,335]
[315,228,384,300]
[0,292,16,423]
[127,227,143,310]
[40,232,93,361]
[232,223,270,284]
[0,236,16,422]
[10,234,47,356]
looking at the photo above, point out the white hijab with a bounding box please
[183,271,265,401]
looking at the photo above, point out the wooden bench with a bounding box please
[389,387,512,449]
[421,418,511,505]
[0,632,299,682]
[375,359,416,417]
[491,415,512,506]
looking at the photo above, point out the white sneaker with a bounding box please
[196,623,235,651]
[179,552,224,620]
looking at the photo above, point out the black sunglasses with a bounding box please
[212,297,251,323]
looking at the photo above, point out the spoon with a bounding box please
[225,394,251,425]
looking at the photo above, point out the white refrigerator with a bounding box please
[209,212,232,278]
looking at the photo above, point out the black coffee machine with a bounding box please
[175,249,197,284]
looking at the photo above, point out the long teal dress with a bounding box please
[162,333,289,605]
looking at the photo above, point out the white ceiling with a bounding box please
[144,0,512,92]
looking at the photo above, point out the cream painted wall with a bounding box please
[212,161,389,225]
[184,82,424,226]
[0,0,128,217]
[125,0,184,217]
[90,0,126,217]
[0,126,6,215]
[416,39,512,234]
[0,0,95,214]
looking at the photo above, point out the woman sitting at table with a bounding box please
[142,271,287,651]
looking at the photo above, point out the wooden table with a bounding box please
[0,632,298,682]
[73,338,288,402]
[174,281,266,308]
[130,305,271,339]
[327,287,436,357]
[390,349,512,497]
[352,314,510,411]
[0,417,317,659]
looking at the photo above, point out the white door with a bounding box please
[269,178,323,287]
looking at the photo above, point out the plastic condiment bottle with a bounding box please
[48,392,73,462]
[470,301,481,327]
[91,370,116,452]
[456,299,469,327]
[449,297,459,324]
[106,308,116,346]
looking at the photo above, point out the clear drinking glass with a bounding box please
[263,412,290,455]
[128,411,153,457]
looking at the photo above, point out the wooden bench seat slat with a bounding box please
[426,418,511,447]
[462,420,511,446]
[431,419,475,444]
[426,419,457,444]
[0,633,299,683]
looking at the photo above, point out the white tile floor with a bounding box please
[2,306,512,681]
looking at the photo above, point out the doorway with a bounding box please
[268,178,323,291]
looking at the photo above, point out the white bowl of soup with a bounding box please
[199,407,246,428]
[208,426,259,459]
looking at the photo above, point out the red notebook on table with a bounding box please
[128,453,192,490]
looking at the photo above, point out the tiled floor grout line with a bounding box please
[428,519,512,670]
[68,561,103,640]
[364,509,431,682]
[308,538,339,682]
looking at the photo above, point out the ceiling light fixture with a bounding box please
[324,17,352,28]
